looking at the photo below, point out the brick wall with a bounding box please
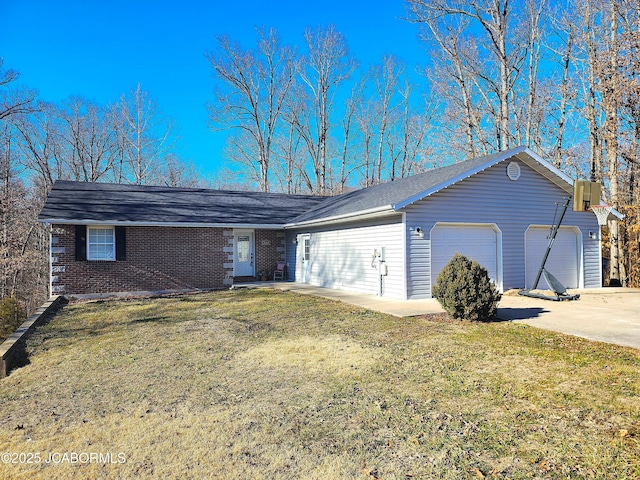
[51,225,227,294]
[51,225,285,294]
[228,229,287,282]
[255,229,286,278]
[50,225,287,295]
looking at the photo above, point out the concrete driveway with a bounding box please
[239,282,640,350]
[497,288,640,350]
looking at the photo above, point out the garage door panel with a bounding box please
[431,225,498,286]
[526,227,578,289]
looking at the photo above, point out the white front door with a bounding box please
[234,230,255,277]
[299,234,311,283]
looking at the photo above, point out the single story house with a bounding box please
[38,146,612,299]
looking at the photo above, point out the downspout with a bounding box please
[401,212,407,300]
[283,229,287,281]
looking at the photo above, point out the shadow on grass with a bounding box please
[30,300,204,346]
[6,298,69,375]
[495,307,548,321]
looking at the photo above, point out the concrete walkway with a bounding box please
[236,282,640,350]
[234,281,445,317]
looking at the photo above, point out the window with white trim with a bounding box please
[87,227,116,260]
[303,236,310,261]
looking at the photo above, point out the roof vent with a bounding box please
[507,161,521,181]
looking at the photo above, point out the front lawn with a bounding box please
[0,289,638,479]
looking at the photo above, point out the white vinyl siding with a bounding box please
[87,227,115,261]
[290,217,405,299]
[404,159,601,298]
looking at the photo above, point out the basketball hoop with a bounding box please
[589,204,613,226]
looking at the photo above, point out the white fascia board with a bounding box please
[516,147,574,191]
[522,149,623,218]
[37,219,286,229]
[393,147,528,210]
[284,205,396,229]
[393,146,577,210]
[393,179,461,211]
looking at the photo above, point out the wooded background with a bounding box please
[1,0,638,325]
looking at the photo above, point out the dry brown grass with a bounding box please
[0,288,638,479]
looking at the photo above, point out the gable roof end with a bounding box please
[288,146,572,227]
[393,146,576,210]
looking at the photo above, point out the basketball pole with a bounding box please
[531,196,571,290]
[519,195,580,301]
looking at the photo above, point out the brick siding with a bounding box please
[255,229,286,278]
[51,225,286,295]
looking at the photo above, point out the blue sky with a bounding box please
[1,0,426,178]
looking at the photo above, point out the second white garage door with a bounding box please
[525,226,580,289]
[430,223,501,289]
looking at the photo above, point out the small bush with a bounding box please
[0,296,26,341]
[432,253,501,322]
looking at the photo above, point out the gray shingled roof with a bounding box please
[290,148,523,224]
[38,181,326,226]
[39,147,575,227]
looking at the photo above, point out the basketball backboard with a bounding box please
[573,180,601,212]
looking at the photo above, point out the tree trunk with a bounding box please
[603,0,621,284]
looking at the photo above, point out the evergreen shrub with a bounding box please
[432,253,501,321]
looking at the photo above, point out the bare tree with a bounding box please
[296,25,357,194]
[569,0,637,285]
[547,2,577,166]
[0,134,47,311]
[522,0,547,149]
[608,0,640,286]
[57,97,120,182]
[12,102,66,192]
[0,64,47,313]
[162,154,202,188]
[207,28,296,192]
[117,84,172,185]
[414,11,485,158]
[372,55,403,184]
[395,82,435,179]
[408,0,528,151]
[575,0,605,183]
[338,76,366,192]
[0,60,37,121]
[223,130,266,188]
[273,115,305,194]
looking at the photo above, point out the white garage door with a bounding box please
[526,226,579,289]
[431,224,500,287]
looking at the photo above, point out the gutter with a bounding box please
[284,205,397,229]
[36,219,287,229]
